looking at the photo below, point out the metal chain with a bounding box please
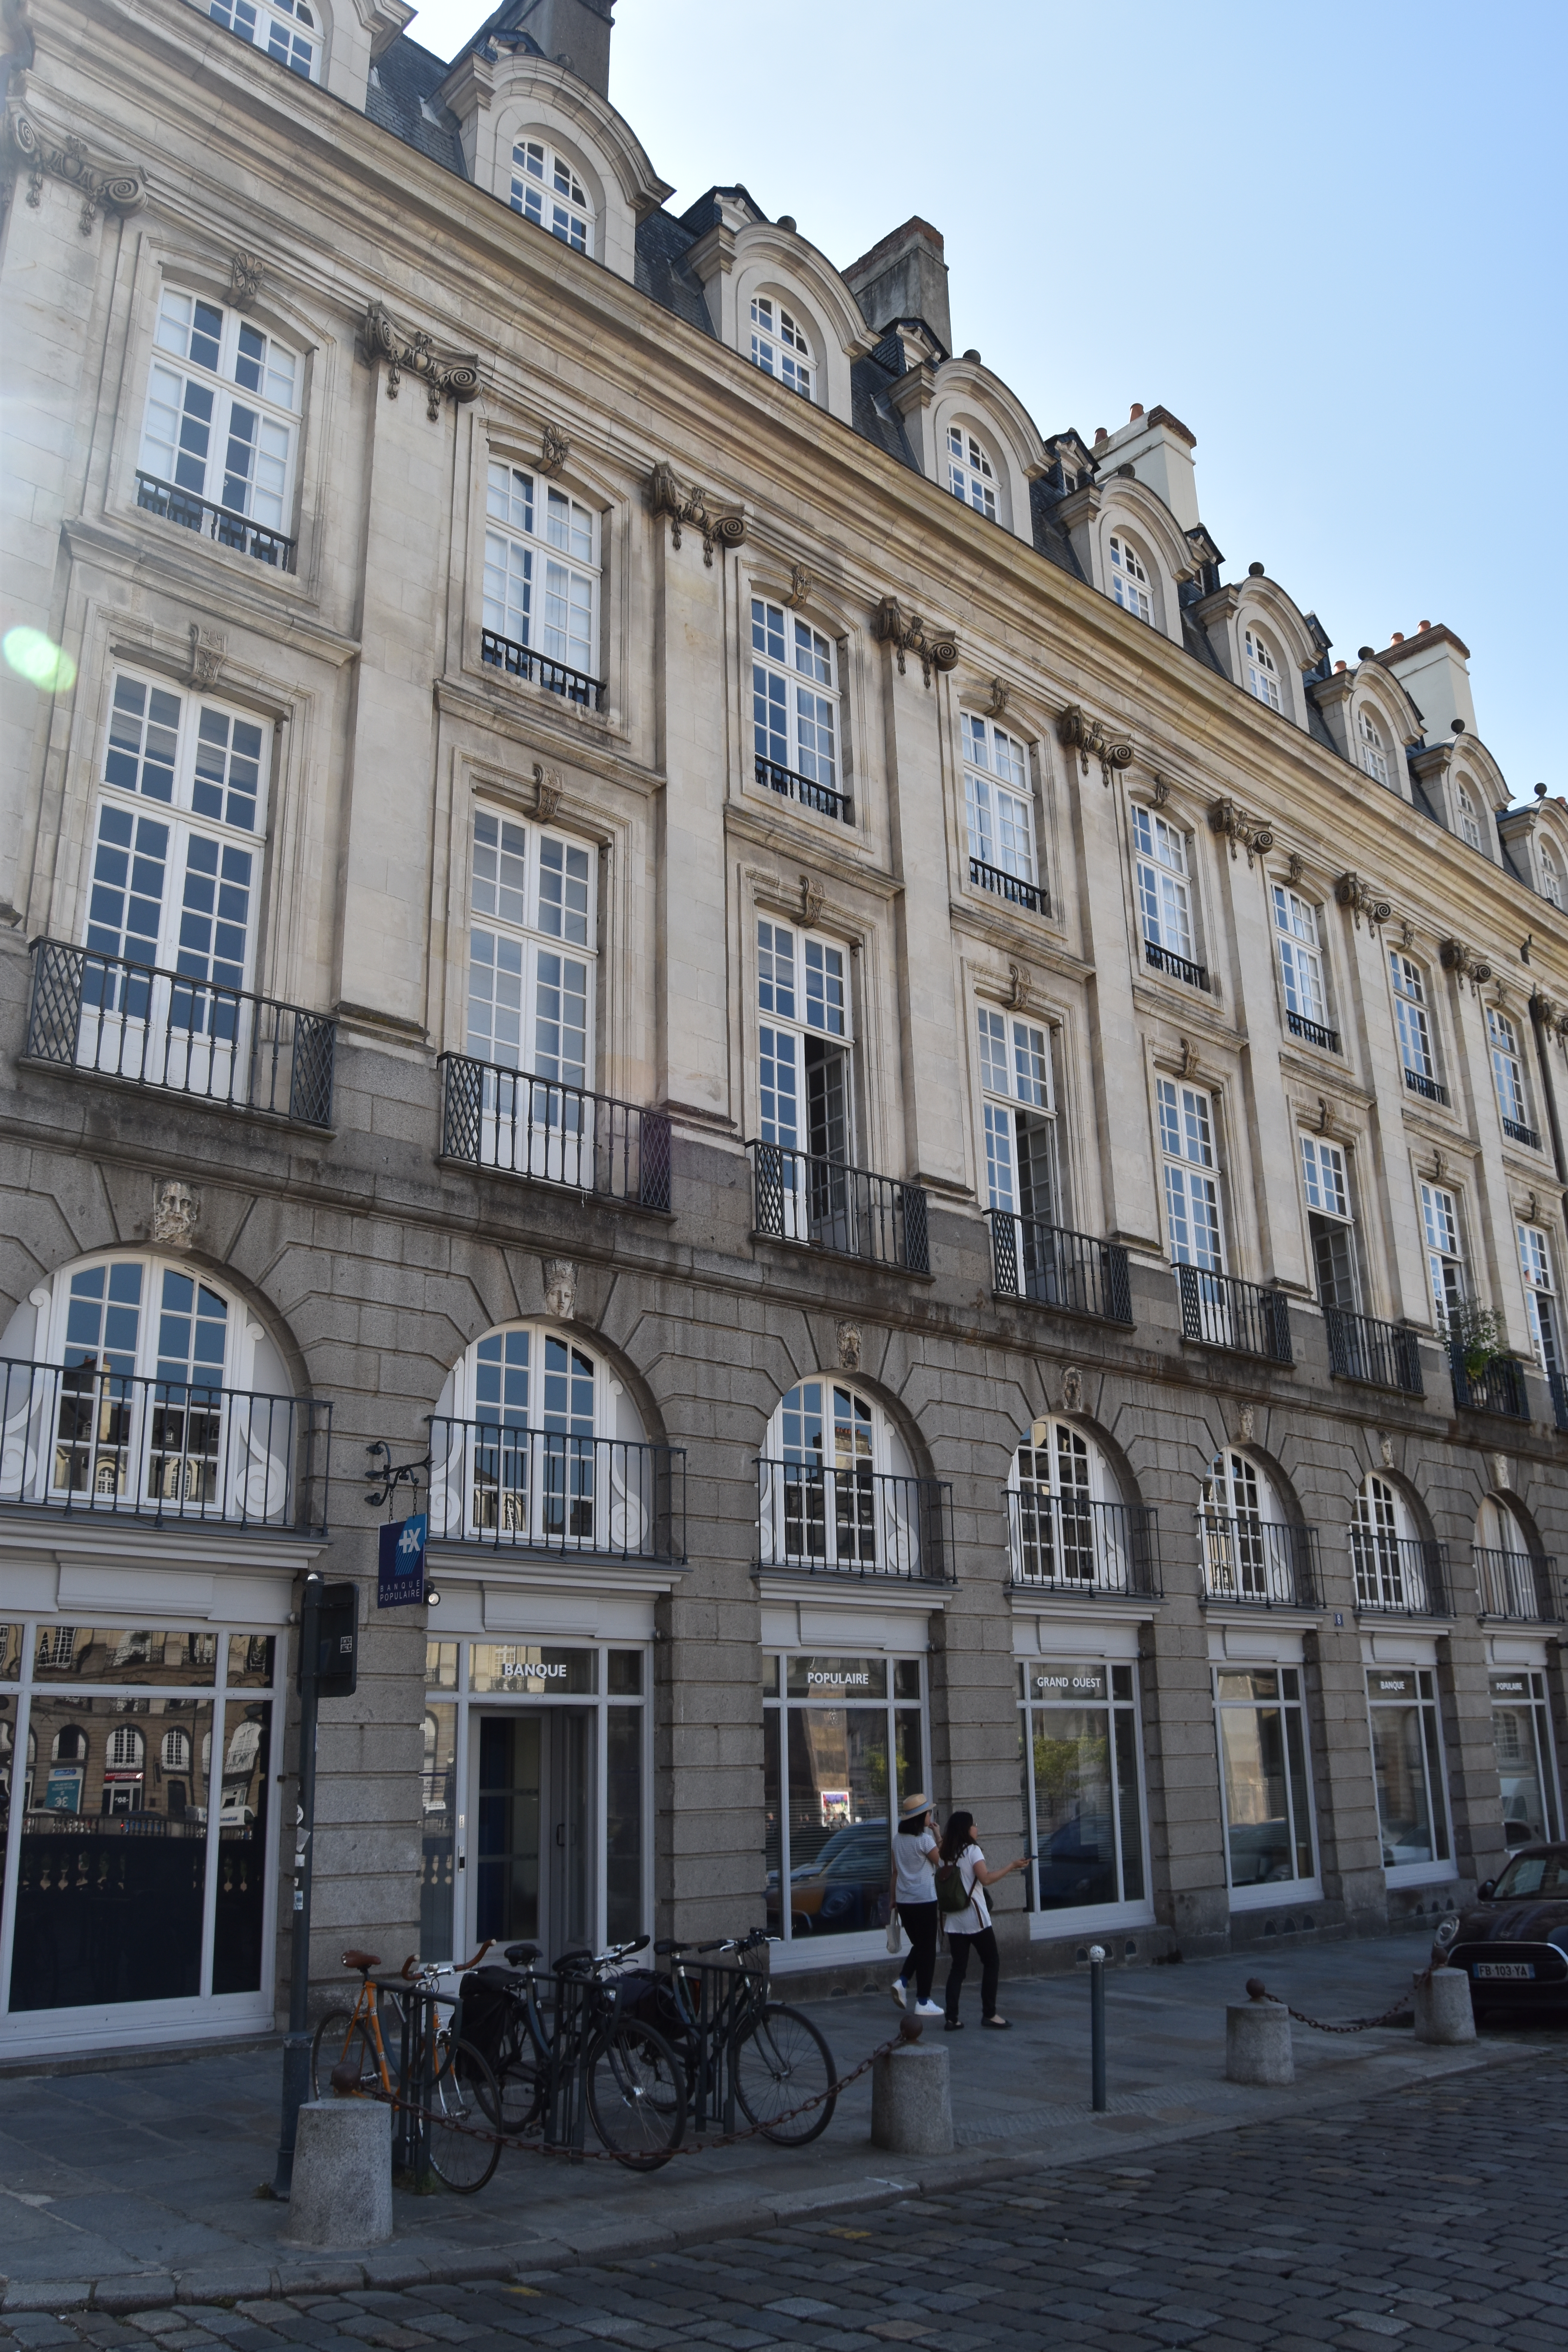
[1245,1972,1427,2034]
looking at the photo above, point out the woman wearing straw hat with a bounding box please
[887,1791,944,2018]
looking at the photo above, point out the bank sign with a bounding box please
[377,1513,427,1608]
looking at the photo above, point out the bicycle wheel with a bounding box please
[494,2024,549,2135]
[586,2018,687,2172]
[734,2004,836,2145]
[426,2038,502,2193]
[309,2008,381,2100]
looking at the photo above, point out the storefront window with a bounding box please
[1213,1668,1315,1898]
[421,1702,457,1960]
[470,1644,597,1695]
[1018,1660,1146,1914]
[764,1653,926,1948]
[1367,1668,1451,1876]
[1490,1672,1561,1848]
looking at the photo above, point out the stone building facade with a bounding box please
[0,0,1564,2058]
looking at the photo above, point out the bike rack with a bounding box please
[372,1973,439,2187]
[661,1951,768,2135]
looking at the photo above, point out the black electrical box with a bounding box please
[306,1581,359,1697]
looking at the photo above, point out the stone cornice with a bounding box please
[2,83,148,232]
[361,299,481,421]
[59,518,360,662]
[722,800,902,901]
[433,675,644,792]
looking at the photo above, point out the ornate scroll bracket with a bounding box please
[1007,960,1031,1011]
[187,626,226,690]
[873,597,958,688]
[987,677,1010,719]
[1530,987,1568,1045]
[1335,872,1392,931]
[229,250,264,311]
[3,98,147,234]
[532,761,562,820]
[648,461,747,565]
[1208,797,1274,867]
[1057,704,1132,786]
[1440,938,1492,995]
[539,421,571,477]
[361,300,480,422]
[782,564,811,608]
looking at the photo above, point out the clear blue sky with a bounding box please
[407,0,1563,799]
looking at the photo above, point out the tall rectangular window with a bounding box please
[1158,1078,1223,1270]
[1214,1666,1316,1899]
[1132,806,1194,961]
[483,461,599,679]
[1391,953,1442,1098]
[1273,886,1328,1030]
[763,1653,927,1948]
[466,808,594,1087]
[756,919,851,1163]
[1018,1660,1147,1917]
[963,715,1036,890]
[1519,1224,1562,1385]
[751,599,842,813]
[1300,1135,1358,1310]
[978,1005,1056,1227]
[139,289,298,535]
[1420,1181,1464,1321]
[1366,1668,1451,1880]
[1487,1009,1533,1140]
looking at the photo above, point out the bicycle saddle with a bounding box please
[341,1948,381,1971]
[653,1938,684,1956]
[503,1940,542,1965]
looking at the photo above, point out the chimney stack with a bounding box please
[843,218,952,356]
[506,0,615,99]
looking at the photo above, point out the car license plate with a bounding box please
[1473,1961,1534,1980]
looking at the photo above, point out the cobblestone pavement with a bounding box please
[2,2048,1562,2351]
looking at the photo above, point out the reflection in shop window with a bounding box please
[1366,1668,1451,1874]
[1018,1659,1145,1913]
[421,1702,457,1962]
[764,1654,925,1946]
[1213,1668,1315,1895]
[1489,1672,1561,1848]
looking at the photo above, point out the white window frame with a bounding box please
[202,0,318,79]
[1541,840,1563,909]
[750,599,842,811]
[749,294,813,399]
[1244,626,1283,711]
[509,139,592,252]
[962,715,1037,893]
[139,288,299,546]
[946,425,996,518]
[1358,707,1388,785]
[1419,1180,1465,1322]
[1454,782,1484,851]
[977,1002,1056,1230]
[1390,953,1441,1096]
[1487,1008,1532,1138]
[1212,1662,1320,1908]
[758,1381,923,1579]
[1008,1421,1125,1592]
[755,915,853,1161]
[465,804,596,1105]
[1300,1135,1358,1312]
[1019,1653,1152,1932]
[1518,1224,1562,1386]
[1365,1661,1454,1887]
[482,459,600,683]
[1132,805,1195,965]
[1272,886,1330,1034]
[1109,534,1152,623]
[1158,1077,1224,1272]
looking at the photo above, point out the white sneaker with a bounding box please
[915,1999,944,2018]
[890,1979,906,2009]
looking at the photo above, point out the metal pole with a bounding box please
[272,1571,323,2195]
[1089,1942,1107,2112]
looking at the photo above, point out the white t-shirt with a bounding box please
[944,1842,991,1937]
[893,1826,938,1906]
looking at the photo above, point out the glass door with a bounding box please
[471,1708,594,1963]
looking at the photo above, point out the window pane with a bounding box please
[1370,1704,1437,1866]
[606,1705,643,1944]
[783,1705,890,1938]
[1220,1704,1296,1885]
[764,1705,784,1936]
[1030,1705,1117,1909]
[33,1627,217,1683]
[212,1696,271,1993]
[1112,1706,1144,1901]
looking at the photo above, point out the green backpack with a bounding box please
[935,1859,970,1916]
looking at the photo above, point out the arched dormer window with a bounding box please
[1109,534,1152,623]
[204,0,318,79]
[749,294,813,399]
[1358,708,1388,785]
[1009,1421,1135,1595]
[946,425,996,519]
[510,138,592,252]
[1455,781,1483,851]
[757,1378,929,1577]
[1542,840,1563,908]
[1244,625,1283,713]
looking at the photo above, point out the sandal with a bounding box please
[982,2015,1011,2029]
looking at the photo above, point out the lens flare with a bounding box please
[3,627,77,693]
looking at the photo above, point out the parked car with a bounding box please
[1434,1842,1568,2016]
[778,1818,891,1936]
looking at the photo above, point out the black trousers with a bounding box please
[896,1902,940,2003]
[945,1924,1000,2022]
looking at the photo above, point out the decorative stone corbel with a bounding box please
[1237,1403,1255,1445]
[1057,704,1133,786]
[187,626,226,691]
[799,872,824,929]
[987,677,1010,719]
[836,1320,862,1373]
[542,1258,577,1320]
[152,1178,200,1251]
[1178,1037,1200,1081]
[1061,1367,1083,1414]
[873,597,958,687]
[1439,938,1492,995]
[1208,797,1274,868]
[782,564,811,608]
[532,761,562,820]
[1286,851,1305,886]
[539,421,571,477]
[1151,777,1171,809]
[648,461,747,565]
[2,95,148,234]
[1335,872,1392,931]
[361,300,480,421]
[229,250,264,311]
[1007,960,1031,1011]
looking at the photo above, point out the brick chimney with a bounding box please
[843,218,953,357]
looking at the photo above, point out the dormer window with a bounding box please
[947,427,996,519]
[1543,842,1563,909]
[1109,535,1151,623]
[1244,627,1282,713]
[1358,709,1388,785]
[1455,782,1483,851]
[206,0,317,78]
[510,141,591,253]
[749,296,812,398]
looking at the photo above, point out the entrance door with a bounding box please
[472,1711,593,1961]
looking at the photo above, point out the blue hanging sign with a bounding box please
[377,1513,427,1608]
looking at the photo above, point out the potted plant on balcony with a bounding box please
[1444,1301,1504,1385]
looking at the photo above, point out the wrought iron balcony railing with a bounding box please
[1176,1265,1292,1362]
[1007,1491,1162,1598]
[1144,938,1210,991]
[480,626,605,712]
[969,856,1046,915]
[439,1053,672,1211]
[1449,1345,1530,1421]
[1403,1065,1448,1106]
[1286,1007,1341,1053]
[1200,1515,1321,1609]
[1352,1533,1450,1618]
[754,753,849,822]
[26,940,336,1127]
[428,1420,685,1563]
[987,1210,1132,1324]
[757,1459,954,1582]
[1474,1546,1560,1623]
[135,471,297,570]
[1552,1368,1568,1434]
[0,1359,330,1534]
[1325,1305,1424,1395]
[1501,1115,1543,1150]
[748,1141,929,1274]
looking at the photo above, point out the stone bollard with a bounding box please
[871,2032,954,2156]
[1413,1966,1476,2045]
[281,2097,393,2249]
[1226,1999,1294,2085]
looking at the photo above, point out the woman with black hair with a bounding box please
[888,1792,943,2017]
[938,1808,1027,2030]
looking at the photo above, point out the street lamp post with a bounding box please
[1088,1943,1107,2112]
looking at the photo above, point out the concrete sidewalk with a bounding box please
[1,1926,1560,2314]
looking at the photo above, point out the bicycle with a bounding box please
[654,1928,837,2145]
[464,1932,688,2171]
[309,1945,503,2194]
